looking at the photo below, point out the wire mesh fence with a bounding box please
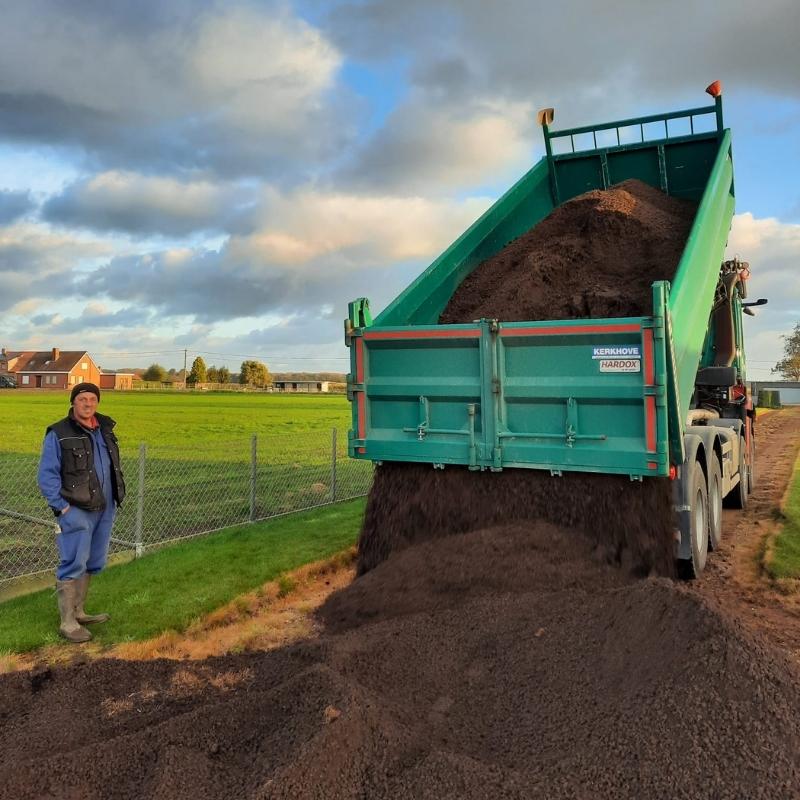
[0,429,373,587]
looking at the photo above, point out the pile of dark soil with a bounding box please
[2,522,799,798]
[440,178,697,323]
[357,462,676,577]
[359,180,697,576]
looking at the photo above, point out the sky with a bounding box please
[0,0,797,378]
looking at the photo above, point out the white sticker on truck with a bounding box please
[599,359,641,373]
[592,346,641,360]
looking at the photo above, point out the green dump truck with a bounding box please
[345,83,766,577]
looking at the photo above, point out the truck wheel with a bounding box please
[678,460,709,579]
[725,438,748,510]
[707,455,723,551]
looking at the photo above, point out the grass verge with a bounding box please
[0,498,364,654]
[764,453,800,582]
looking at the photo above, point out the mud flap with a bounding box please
[674,433,703,561]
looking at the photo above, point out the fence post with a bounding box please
[331,428,337,503]
[250,434,257,522]
[134,443,146,558]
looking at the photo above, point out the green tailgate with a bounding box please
[347,90,734,477]
[348,314,669,477]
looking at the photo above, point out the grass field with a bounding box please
[0,391,371,585]
[0,390,353,454]
[0,498,365,654]
[765,451,800,581]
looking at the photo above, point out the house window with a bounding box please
[81,362,88,370]
[22,375,30,385]
[70,376,77,385]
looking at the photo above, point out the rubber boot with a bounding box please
[74,574,110,625]
[56,580,91,643]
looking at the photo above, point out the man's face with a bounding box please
[72,391,98,423]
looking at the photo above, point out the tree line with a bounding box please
[140,357,272,387]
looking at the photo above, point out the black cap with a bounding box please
[70,382,101,404]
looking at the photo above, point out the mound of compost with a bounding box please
[2,522,799,799]
[440,178,697,324]
[357,462,676,577]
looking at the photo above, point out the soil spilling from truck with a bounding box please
[358,179,697,576]
[358,462,676,576]
[3,521,800,798]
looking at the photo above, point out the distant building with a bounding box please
[273,380,330,393]
[0,348,34,377]
[1,347,101,389]
[99,369,135,390]
[752,380,800,406]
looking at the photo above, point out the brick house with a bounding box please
[0,349,33,377]
[3,348,101,389]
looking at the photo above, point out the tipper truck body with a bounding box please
[345,85,765,576]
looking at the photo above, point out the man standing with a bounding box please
[37,382,126,643]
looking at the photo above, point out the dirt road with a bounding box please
[693,407,800,661]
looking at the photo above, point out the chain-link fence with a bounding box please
[0,429,373,587]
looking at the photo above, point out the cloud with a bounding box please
[43,171,258,237]
[325,1,797,194]
[42,303,154,335]
[0,190,35,224]
[338,94,536,193]
[0,2,351,177]
[77,189,492,321]
[727,212,800,371]
[327,1,800,102]
[242,188,492,267]
[0,222,114,311]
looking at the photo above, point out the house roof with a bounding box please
[0,350,34,362]
[16,351,90,373]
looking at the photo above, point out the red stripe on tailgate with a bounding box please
[363,329,481,341]
[645,397,657,453]
[500,323,641,337]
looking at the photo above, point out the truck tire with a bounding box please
[678,460,709,579]
[707,455,723,551]
[725,438,748,510]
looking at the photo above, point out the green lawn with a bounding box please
[0,390,353,455]
[766,453,800,581]
[0,498,365,653]
[0,391,372,583]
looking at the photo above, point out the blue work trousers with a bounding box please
[56,502,117,581]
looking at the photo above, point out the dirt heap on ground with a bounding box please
[440,178,697,323]
[357,462,676,577]
[2,522,800,799]
[358,180,697,576]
